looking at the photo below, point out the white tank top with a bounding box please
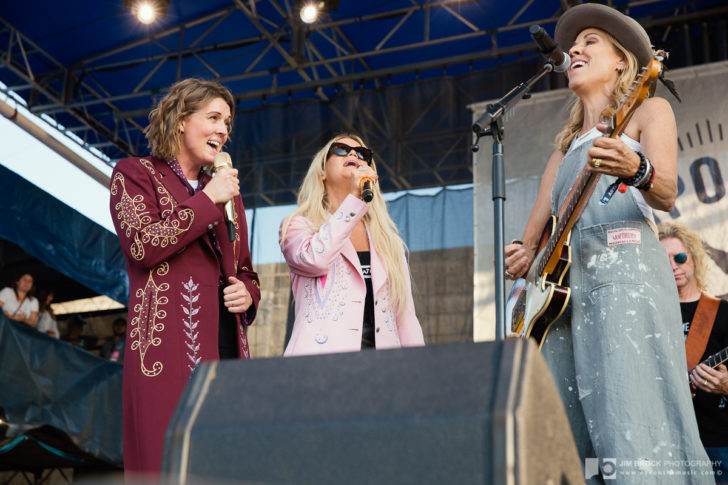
[568,126,654,224]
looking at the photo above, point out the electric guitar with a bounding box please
[689,345,728,396]
[511,59,663,347]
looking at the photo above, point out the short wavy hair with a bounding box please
[657,222,709,292]
[144,79,235,161]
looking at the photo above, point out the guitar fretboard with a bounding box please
[703,347,728,369]
[536,170,600,276]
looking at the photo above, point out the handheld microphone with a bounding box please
[360,177,374,203]
[529,25,571,73]
[213,151,236,242]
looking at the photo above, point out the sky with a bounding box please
[0,82,115,232]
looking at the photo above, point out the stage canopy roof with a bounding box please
[1,0,726,206]
[0,0,726,304]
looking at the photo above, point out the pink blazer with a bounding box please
[280,195,424,356]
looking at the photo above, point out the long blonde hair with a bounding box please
[658,222,710,293]
[554,31,641,153]
[280,134,410,317]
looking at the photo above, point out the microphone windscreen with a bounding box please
[214,151,232,170]
[361,178,374,203]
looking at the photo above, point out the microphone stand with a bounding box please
[471,61,556,341]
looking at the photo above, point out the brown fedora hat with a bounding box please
[554,3,653,68]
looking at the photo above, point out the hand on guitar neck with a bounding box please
[689,361,728,396]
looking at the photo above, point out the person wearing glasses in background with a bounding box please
[659,222,728,482]
[279,134,424,356]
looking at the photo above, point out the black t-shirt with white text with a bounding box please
[358,251,375,349]
[681,298,728,447]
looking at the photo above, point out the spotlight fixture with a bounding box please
[297,0,339,24]
[123,0,170,25]
[299,1,323,24]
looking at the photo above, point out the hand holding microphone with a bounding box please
[203,151,239,242]
[350,165,377,203]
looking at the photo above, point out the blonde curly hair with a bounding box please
[144,79,234,161]
[658,222,710,293]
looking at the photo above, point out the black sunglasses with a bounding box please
[329,142,373,163]
[673,253,688,265]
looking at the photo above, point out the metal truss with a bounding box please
[0,17,146,160]
[0,0,727,204]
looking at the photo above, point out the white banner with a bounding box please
[472,60,728,341]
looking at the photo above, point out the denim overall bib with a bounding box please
[541,135,714,484]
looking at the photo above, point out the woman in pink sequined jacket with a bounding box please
[280,134,424,356]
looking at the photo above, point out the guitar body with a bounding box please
[522,216,572,346]
[513,216,572,347]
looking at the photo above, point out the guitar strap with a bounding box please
[685,293,720,370]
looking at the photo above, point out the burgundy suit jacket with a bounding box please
[109,156,260,474]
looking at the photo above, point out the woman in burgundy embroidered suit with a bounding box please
[109,79,260,475]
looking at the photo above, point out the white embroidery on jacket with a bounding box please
[130,262,169,377]
[181,277,201,371]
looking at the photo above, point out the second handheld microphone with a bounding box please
[360,177,374,203]
[213,151,236,242]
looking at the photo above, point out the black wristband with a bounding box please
[623,152,649,187]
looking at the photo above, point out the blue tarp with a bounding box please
[0,164,128,303]
[388,186,473,252]
[0,314,123,466]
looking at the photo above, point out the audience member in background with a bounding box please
[279,134,424,355]
[101,317,126,363]
[659,222,728,483]
[62,313,97,350]
[0,273,39,327]
[35,288,59,338]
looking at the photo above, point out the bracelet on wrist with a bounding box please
[633,157,652,188]
[624,152,649,187]
[637,163,655,192]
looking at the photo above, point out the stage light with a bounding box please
[123,0,170,25]
[136,2,156,24]
[299,2,322,24]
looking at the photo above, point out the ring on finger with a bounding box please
[591,157,602,168]
[704,379,708,386]
[505,270,514,279]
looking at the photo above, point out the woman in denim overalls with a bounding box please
[504,4,713,484]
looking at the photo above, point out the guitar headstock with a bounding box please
[611,58,663,136]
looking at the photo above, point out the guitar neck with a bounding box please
[537,169,601,276]
[700,346,728,370]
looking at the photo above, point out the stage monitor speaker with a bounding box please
[161,339,583,484]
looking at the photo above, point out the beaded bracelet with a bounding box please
[637,163,655,192]
[623,152,650,187]
[633,154,653,188]
[599,152,654,204]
